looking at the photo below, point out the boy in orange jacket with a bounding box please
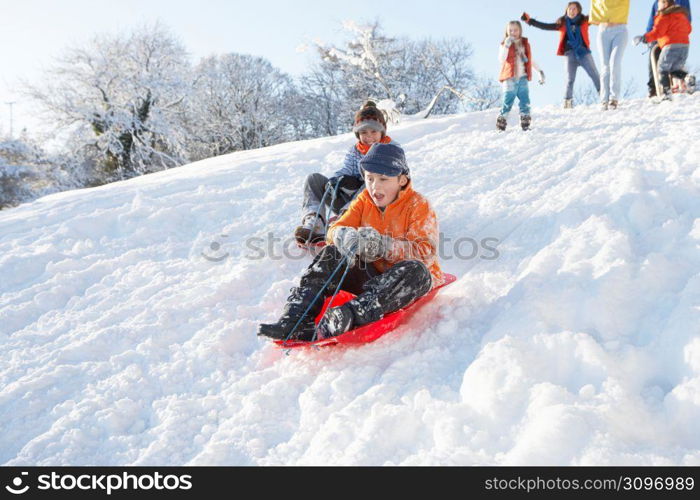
[634,0,692,99]
[258,143,443,341]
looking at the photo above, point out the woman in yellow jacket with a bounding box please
[589,0,630,109]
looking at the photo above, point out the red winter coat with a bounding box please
[527,16,592,56]
[644,6,692,48]
[556,19,591,56]
[499,38,532,82]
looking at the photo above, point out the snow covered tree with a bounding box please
[305,21,485,121]
[183,54,299,160]
[464,76,502,112]
[315,21,400,103]
[0,139,36,209]
[296,60,351,137]
[396,38,476,115]
[25,23,192,184]
[0,137,81,209]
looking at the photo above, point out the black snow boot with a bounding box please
[496,115,507,131]
[257,285,321,340]
[316,303,355,339]
[258,245,347,341]
[258,314,317,341]
[294,212,325,245]
[520,114,531,131]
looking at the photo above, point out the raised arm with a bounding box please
[528,18,560,31]
[521,12,560,31]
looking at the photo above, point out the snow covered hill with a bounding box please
[1,97,700,465]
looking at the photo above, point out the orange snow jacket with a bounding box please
[326,183,444,288]
[644,6,692,48]
[499,37,533,82]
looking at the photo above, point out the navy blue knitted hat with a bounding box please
[359,143,410,178]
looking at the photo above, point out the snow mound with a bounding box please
[1,96,700,465]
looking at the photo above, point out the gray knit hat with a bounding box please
[352,101,388,138]
[352,120,386,135]
[359,143,410,178]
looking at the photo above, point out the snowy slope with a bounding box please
[1,97,700,466]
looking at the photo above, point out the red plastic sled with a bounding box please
[274,273,457,349]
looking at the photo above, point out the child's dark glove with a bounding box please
[326,175,345,191]
[538,70,545,85]
[357,227,388,262]
[327,175,363,193]
[521,12,531,23]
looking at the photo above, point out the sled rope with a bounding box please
[312,251,355,342]
[326,180,342,233]
[282,252,351,347]
[309,183,332,240]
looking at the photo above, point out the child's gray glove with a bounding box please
[357,227,389,262]
[538,70,545,85]
[633,35,645,46]
[332,226,359,262]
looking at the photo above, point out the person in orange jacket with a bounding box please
[522,2,601,108]
[642,0,691,97]
[634,0,692,99]
[258,143,443,341]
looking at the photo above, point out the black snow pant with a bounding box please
[301,173,363,220]
[284,245,433,327]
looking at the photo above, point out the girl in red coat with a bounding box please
[522,2,601,108]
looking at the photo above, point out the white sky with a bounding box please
[0,0,696,138]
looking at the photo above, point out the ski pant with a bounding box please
[564,50,601,100]
[302,173,361,221]
[658,44,689,90]
[291,244,432,326]
[500,76,531,116]
[597,24,628,102]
